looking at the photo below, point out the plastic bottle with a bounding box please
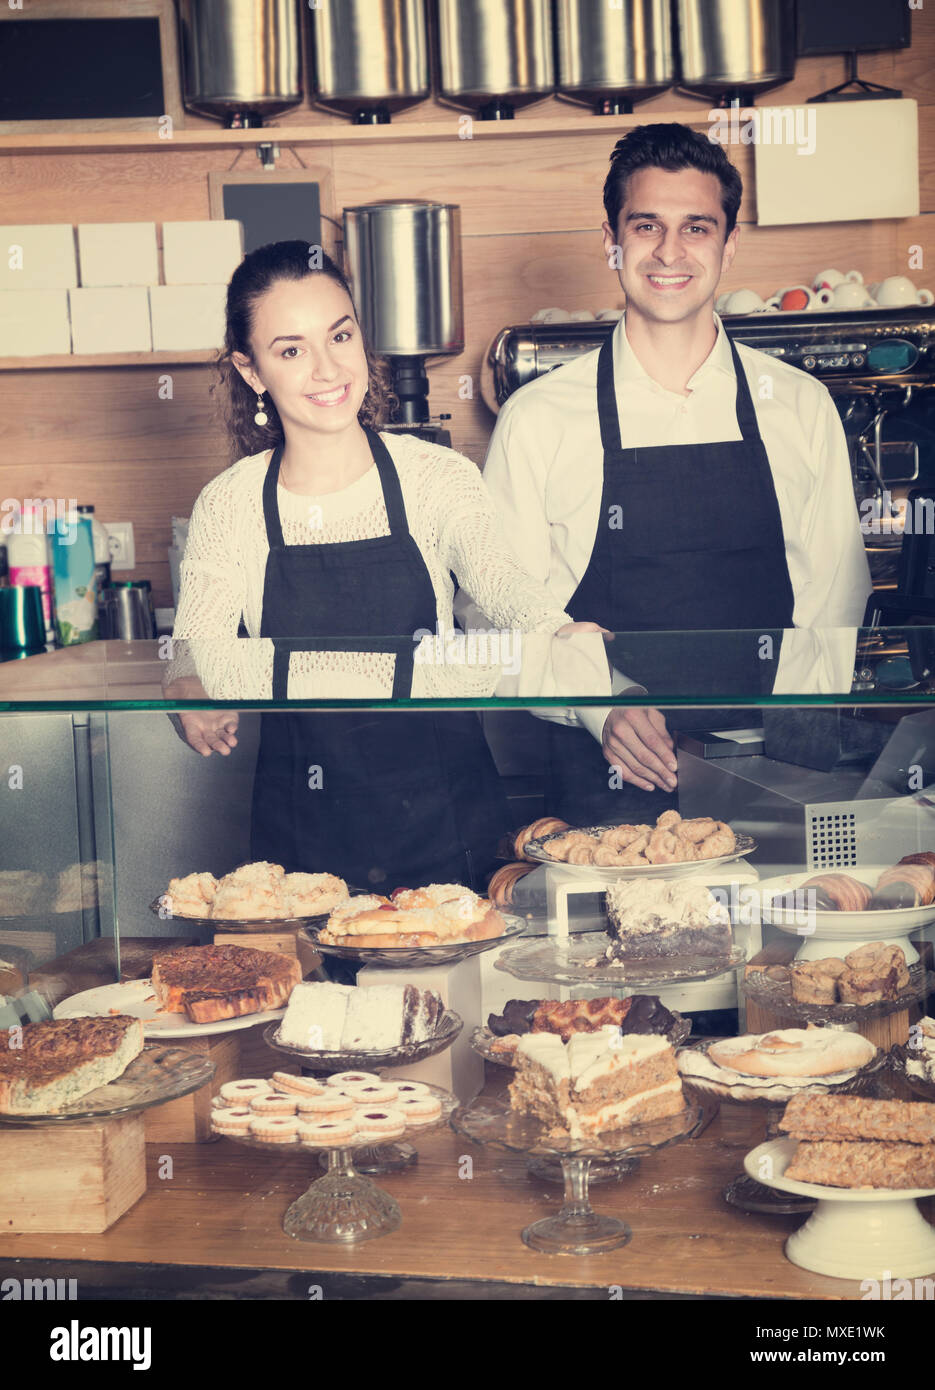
[7,506,55,643]
[77,504,112,593]
[51,512,98,645]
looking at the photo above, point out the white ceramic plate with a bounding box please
[757,867,935,962]
[745,1138,935,1281]
[53,979,286,1038]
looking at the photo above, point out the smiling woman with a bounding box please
[170,241,597,890]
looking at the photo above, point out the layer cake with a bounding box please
[603,878,731,961]
[509,1026,684,1139]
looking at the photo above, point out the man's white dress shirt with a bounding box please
[458,312,872,738]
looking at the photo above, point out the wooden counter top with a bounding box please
[0,640,164,703]
[0,1069,927,1300]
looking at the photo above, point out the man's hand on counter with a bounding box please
[601,705,677,792]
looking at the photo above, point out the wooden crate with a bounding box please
[0,1113,145,1233]
[144,1031,241,1144]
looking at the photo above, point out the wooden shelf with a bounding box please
[0,108,712,156]
[0,349,217,371]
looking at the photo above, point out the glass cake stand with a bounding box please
[742,963,935,1027]
[0,1044,216,1125]
[469,1013,696,1184]
[451,1097,703,1254]
[494,936,746,988]
[263,1014,462,1173]
[148,896,335,934]
[300,914,527,969]
[677,1039,889,1215]
[220,1083,456,1244]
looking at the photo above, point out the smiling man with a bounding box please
[466,122,871,824]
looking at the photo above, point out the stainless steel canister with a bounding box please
[343,201,463,357]
[434,0,554,112]
[674,0,795,98]
[309,0,430,119]
[555,0,674,110]
[177,0,302,124]
[99,583,157,641]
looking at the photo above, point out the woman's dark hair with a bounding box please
[215,240,397,461]
[603,123,743,239]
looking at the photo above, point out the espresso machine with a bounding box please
[485,304,935,589]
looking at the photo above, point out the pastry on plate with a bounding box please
[164,871,219,919]
[604,878,732,961]
[150,943,301,1022]
[707,1026,876,1078]
[318,884,506,949]
[0,1016,144,1114]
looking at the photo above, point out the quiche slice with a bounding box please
[150,944,302,1022]
[0,1016,145,1115]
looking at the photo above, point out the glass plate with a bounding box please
[742,963,934,1025]
[523,828,756,879]
[262,1008,463,1069]
[890,1042,935,1101]
[299,914,527,969]
[148,896,331,932]
[0,1043,215,1126]
[676,1037,887,1105]
[451,1093,703,1161]
[494,936,745,986]
[471,1011,692,1068]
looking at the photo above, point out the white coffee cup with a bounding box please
[874,275,934,308]
[829,281,876,310]
[766,284,833,312]
[813,268,863,292]
[721,288,776,314]
[531,307,573,323]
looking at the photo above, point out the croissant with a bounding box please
[488,862,534,908]
[898,852,935,871]
[869,861,935,910]
[513,817,569,859]
[773,873,871,913]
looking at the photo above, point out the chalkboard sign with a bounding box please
[0,18,165,120]
[222,183,323,255]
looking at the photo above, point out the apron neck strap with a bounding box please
[724,331,762,442]
[262,429,411,549]
[262,443,286,549]
[596,322,764,452]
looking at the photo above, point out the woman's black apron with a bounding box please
[547,329,796,826]
[250,427,509,890]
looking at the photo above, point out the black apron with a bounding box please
[547,329,795,826]
[250,427,509,891]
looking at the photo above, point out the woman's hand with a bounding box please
[175,710,240,757]
[555,621,611,637]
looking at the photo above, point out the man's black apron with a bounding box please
[250,427,509,890]
[547,330,795,826]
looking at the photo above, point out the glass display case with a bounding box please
[0,629,932,1296]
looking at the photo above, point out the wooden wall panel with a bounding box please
[1,26,934,609]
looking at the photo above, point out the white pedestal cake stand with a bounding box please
[746,1138,935,1280]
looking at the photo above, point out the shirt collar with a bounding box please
[613,310,736,394]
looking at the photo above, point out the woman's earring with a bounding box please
[254,393,268,427]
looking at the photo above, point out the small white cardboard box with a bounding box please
[0,226,77,291]
[77,222,159,287]
[0,289,72,356]
[162,221,244,286]
[69,287,152,353]
[149,284,227,350]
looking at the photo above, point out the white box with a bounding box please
[149,284,227,351]
[69,288,152,354]
[162,221,244,286]
[0,290,71,356]
[0,226,77,291]
[358,957,484,1103]
[77,223,159,287]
